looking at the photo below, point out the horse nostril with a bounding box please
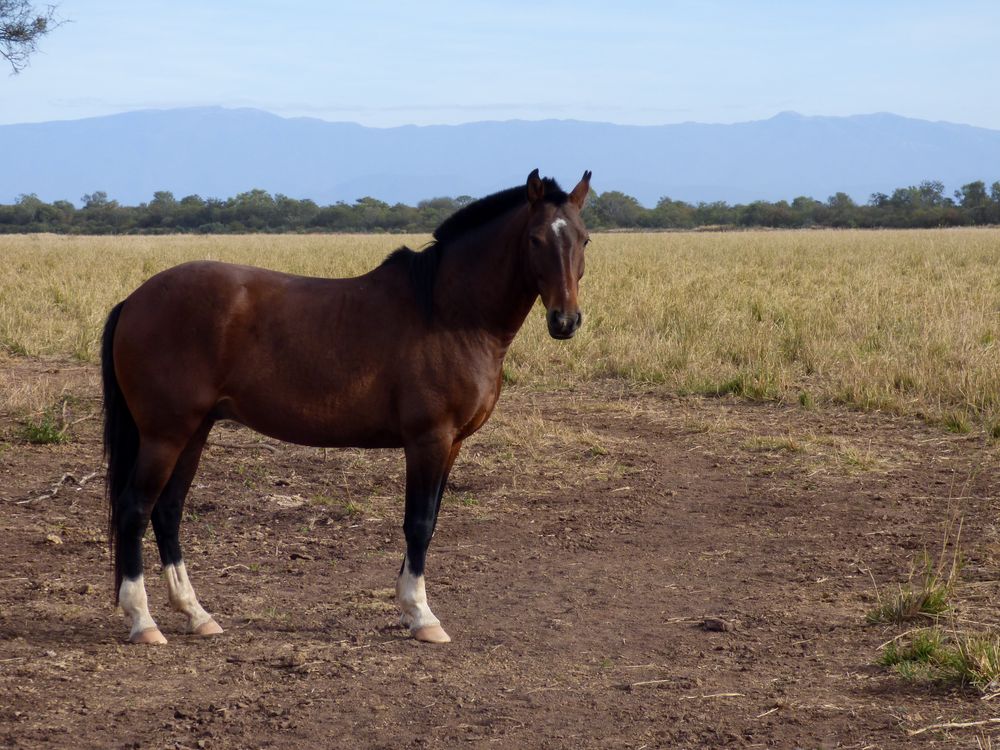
[574,312,583,329]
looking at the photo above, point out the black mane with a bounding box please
[381,178,568,319]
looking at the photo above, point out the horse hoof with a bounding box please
[192,619,224,636]
[129,627,167,645]
[412,624,451,644]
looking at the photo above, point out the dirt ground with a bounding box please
[1,359,998,749]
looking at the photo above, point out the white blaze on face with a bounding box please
[119,575,158,639]
[164,561,214,632]
[396,557,440,631]
[549,216,573,298]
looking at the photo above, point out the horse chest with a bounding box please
[455,375,503,440]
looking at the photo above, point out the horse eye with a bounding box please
[583,238,591,247]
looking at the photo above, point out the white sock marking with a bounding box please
[119,575,158,639]
[164,562,214,632]
[396,558,440,631]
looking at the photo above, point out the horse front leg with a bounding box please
[397,436,462,643]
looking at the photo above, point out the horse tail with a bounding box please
[102,300,137,603]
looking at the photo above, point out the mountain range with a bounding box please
[4,107,1000,207]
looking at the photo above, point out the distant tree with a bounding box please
[144,190,177,228]
[917,180,947,207]
[1,1,59,73]
[650,197,695,228]
[588,191,642,228]
[693,201,736,226]
[81,191,111,208]
[824,192,857,227]
[354,196,390,230]
[955,180,991,224]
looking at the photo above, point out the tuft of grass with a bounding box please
[708,370,781,400]
[880,628,947,667]
[866,521,962,626]
[943,411,972,434]
[836,441,887,473]
[741,434,804,453]
[866,580,951,626]
[798,390,814,409]
[879,627,1000,694]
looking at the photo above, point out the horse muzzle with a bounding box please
[546,309,582,340]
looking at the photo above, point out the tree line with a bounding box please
[2,180,1000,235]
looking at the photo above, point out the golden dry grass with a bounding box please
[1,229,998,434]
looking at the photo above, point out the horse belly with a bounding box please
[218,370,404,449]
[229,406,403,449]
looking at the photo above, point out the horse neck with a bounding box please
[433,207,537,347]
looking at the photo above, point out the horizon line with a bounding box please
[2,106,997,133]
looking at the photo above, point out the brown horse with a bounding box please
[102,169,592,645]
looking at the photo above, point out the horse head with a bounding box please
[524,169,592,339]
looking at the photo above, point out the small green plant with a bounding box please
[236,462,267,488]
[586,441,609,457]
[798,390,814,409]
[943,411,972,434]
[343,500,363,517]
[988,419,1000,442]
[878,627,1000,694]
[459,493,480,508]
[953,630,1000,692]
[19,411,68,444]
[880,628,946,667]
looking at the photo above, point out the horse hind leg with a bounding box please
[116,438,187,644]
[151,420,223,636]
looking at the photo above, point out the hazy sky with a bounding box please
[4,1,1000,128]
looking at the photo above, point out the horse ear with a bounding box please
[569,170,592,209]
[526,168,545,205]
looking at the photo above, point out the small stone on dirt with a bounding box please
[702,617,737,632]
[45,534,63,545]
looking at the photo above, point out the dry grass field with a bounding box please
[2,229,999,436]
[2,229,999,748]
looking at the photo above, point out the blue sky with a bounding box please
[4,1,1000,128]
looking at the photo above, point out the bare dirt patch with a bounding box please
[1,360,998,749]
